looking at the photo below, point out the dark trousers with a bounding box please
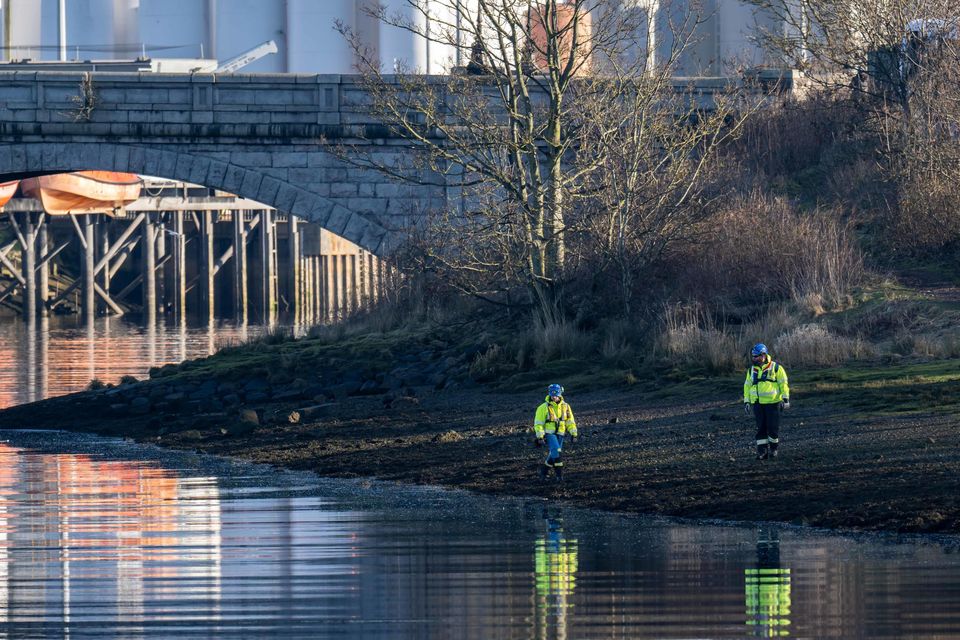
[753,403,781,450]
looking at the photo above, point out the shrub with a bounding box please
[469,344,512,381]
[659,303,741,373]
[676,192,864,310]
[599,320,636,367]
[529,319,594,365]
[774,324,872,367]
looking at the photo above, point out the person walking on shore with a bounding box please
[743,344,790,460]
[533,384,578,480]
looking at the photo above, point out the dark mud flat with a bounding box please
[2,386,959,534]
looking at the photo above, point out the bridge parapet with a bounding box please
[0,72,386,141]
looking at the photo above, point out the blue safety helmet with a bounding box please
[751,343,768,357]
[547,383,564,397]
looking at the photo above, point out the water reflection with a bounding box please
[0,440,224,633]
[534,511,578,640]
[0,431,958,638]
[0,317,283,408]
[745,527,791,637]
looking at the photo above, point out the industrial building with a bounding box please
[0,0,783,76]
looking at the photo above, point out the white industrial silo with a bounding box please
[717,1,769,72]
[286,0,355,74]
[217,0,285,72]
[379,0,428,72]
[1,0,43,61]
[64,0,121,60]
[426,0,459,72]
[112,0,140,58]
[139,0,207,58]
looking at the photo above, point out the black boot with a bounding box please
[554,465,564,482]
[539,464,550,480]
[769,445,779,458]
[756,444,769,460]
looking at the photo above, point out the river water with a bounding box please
[0,431,957,638]
[0,317,282,409]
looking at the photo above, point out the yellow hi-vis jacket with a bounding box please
[743,357,789,404]
[533,397,577,439]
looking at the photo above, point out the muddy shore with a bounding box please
[1,380,958,535]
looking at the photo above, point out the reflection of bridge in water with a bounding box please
[2,180,390,326]
[0,316,281,408]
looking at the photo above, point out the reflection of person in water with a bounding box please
[745,527,792,637]
[534,513,579,640]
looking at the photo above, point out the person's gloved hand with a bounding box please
[744,402,751,416]
[570,436,579,444]
[535,437,544,448]
[782,398,790,410]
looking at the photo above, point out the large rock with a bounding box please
[189,380,218,400]
[272,388,304,401]
[238,409,260,426]
[297,403,336,421]
[244,379,270,392]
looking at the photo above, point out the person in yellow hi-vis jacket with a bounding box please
[532,384,578,481]
[743,343,790,460]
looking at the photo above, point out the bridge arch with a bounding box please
[0,142,397,256]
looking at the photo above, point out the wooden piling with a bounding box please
[233,210,249,323]
[261,210,277,324]
[173,210,186,320]
[143,213,157,324]
[310,256,327,323]
[23,213,36,324]
[100,217,111,300]
[156,215,167,312]
[344,253,356,315]
[83,215,95,324]
[202,210,215,323]
[38,218,49,317]
[288,215,300,322]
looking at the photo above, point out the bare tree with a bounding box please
[746,0,960,249]
[337,0,754,322]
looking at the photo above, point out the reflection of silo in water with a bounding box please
[0,444,21,627]
[745,527,791,637]
[2,448,71,626]
[175,475,224,621]
[216,493,362,626]
[0,445,226,630]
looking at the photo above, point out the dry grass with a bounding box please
[773,324,873,368]
[659,303,741,373]
[678,192,864,310]
[525,318,595,365]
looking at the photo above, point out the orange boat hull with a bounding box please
[0,180,19,208]
[21,171,142,216]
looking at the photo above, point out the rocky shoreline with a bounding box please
[2,366,959,536]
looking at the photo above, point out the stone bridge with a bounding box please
[0,71,755,258]
[0,71,446,257]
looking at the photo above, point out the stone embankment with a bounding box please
[2,345,473,440]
